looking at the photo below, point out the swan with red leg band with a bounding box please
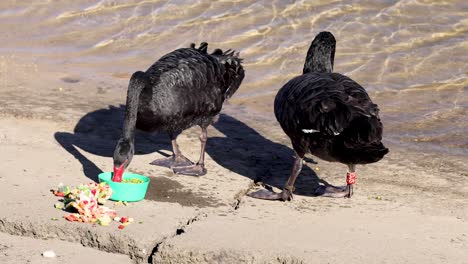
[248,31,388,201]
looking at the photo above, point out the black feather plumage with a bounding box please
[135,45,244,133]
[249,31,388,200]
[275,72,388,164]
[112,42,244,177]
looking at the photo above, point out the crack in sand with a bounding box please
[147,212,207,263]
[232,182,257,211]
[147,182,259,263]
[0,212,209,264]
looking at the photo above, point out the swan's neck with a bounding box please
[122,94,139,140]
[303,32,336,74]
[121,71,147,140]
[122,119,136,140]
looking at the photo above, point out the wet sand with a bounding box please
[1,0,467,155]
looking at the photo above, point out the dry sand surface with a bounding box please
[0,232,131,264]
[0,60,467,263]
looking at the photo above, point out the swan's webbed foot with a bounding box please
[248,153,303,202]
[150,155,193,168]
[173,164,207,176]
[315,168,356,198]
[314,184,353,198]
[248,186,294,201]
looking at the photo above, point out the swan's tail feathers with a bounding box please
[190,42,209,54]
[344,142,389,164]
[122,71,149,138]
[220,50,244,99]
[339,115,389,163]
[303,31,336,74]
[190,42,245,99]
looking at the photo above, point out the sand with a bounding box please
[0,232,131,264]
[0,59,467,263]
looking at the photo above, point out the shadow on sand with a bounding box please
[209,114,330,196]
[54,106,330,198]
[54,105,170,182]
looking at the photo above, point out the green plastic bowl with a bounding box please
[98,172,150,202]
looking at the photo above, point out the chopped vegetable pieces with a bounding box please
[52,182,135,229]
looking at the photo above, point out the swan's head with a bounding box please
[112,138,134,181]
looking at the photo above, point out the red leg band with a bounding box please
[346,172,356,185]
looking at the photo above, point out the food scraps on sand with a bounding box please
[51,182,134,229]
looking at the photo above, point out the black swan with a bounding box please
[112,43,244,181]
[249,32,388,200]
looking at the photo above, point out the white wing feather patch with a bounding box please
[302,129,341,135]
[302,129,320,133]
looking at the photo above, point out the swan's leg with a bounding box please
[150,133,193,168]
[248,151,305,201]
[173,127,207,176]
[345,164,355,198]
[314,164,355,198]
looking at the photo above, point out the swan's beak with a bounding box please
[112,162,126,182]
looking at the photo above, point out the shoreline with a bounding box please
[1,52,466,160]
[0,51,467,263]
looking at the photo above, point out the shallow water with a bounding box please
[1,0,467,156]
